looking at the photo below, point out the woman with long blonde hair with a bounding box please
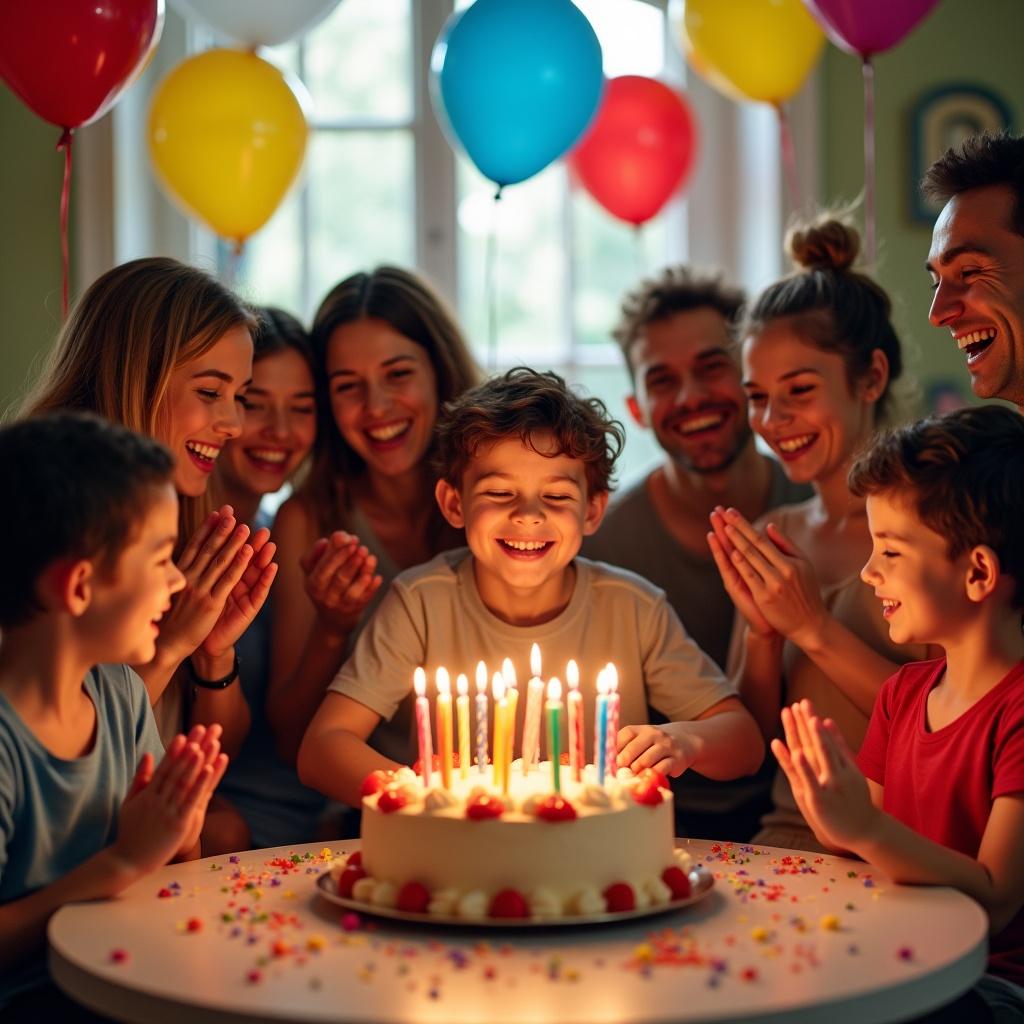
[22,257,277,768]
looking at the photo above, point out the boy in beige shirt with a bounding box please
[299,368,763,807]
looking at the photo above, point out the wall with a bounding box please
[0,88,64,415]
[819,0,1023,409]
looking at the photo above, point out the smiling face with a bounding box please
[861,491,972,648]
[219,348,316,500]
[326,318,439,479]
[156,324,254,497]
[742,321,883,487]
[627,308,751,474]
[87,482,186,666]
[927,185,1024,408]
[435,433,607,623]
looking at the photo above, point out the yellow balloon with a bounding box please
[682,0,825,105]
[148,49,309,243]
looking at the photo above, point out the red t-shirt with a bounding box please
[857,657,1024,984]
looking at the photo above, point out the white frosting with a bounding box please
[427,888,458,917]
[370,880,398,908]
[423,787,460,812]
[578,784,612,809]
[645,876,672,905]
[359,762,675,919]
[528,888,563,919]
[569,887,606,916]
[456,890,488,919]
[351,877,376,902]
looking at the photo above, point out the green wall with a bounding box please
[820,0,1023,409]
[0,87,64,416]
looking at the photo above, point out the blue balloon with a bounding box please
[430,0,604,188]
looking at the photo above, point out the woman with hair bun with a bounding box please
[708,215,929,852]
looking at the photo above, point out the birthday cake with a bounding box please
[330,761,692,920]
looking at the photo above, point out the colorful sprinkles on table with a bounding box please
[104,841,935,1007]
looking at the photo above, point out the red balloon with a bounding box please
[0,0,164,129]
[569,75,698,227]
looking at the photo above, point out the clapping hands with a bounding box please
[157,506,277,663]
[300,531,383,637]
[708,506,827,645]
[772,699,876,852]
[114,723,228,874]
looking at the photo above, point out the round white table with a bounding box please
[49,839,987,1024]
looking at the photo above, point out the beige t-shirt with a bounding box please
[329,549,735,767]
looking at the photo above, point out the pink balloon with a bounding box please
[802,0,940,58]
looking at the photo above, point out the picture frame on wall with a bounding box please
[910,83,1014,223]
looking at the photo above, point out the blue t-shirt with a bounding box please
[0,662,163,1003]
[217,506,330,848]
[216,594,330,847]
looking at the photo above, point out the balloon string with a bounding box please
[485,188,503,371]
[56,128,73,320]
[225,241,243,289]
[775,103,800,213]
[633,225,645,278]
[862,58,877,268]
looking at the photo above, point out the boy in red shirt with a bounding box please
[773,404,1024,1021]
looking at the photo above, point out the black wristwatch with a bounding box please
[187,651,240,690]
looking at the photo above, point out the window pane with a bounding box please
[231,191,303,316]
[573,189,669,349]
[576,0,665,77]
[457,158,568,370]
[569,364,664,489]
[304,0,412,123]
[307,130,415,310]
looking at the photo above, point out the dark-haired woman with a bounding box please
[268,267,481,768]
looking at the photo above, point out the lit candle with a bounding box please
[492,672,507,790]
[595,668,609,785]
[605,663,620,778]
[547,678,563,794]
[456,673,471,780]
[502,658,518,788]
[501,657,517,690]
[521,643,544,774]
[413,666,433,789]
[436,667,453,790]
[566,659,584,783]
[475,661,488,775]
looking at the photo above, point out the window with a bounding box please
[114,0,803,487]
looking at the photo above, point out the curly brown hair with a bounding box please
[848,405,1024,608]
[435,368,625,496]
[613,265,745,379]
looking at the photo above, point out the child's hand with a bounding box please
[201,527,279,657]
[716,508,829,646]
[178,723,229,853]
[156,507,255,662]
[300,531,383,637]
[708,507,776,638]
[616,724,695,778]
[772,700,877,850]
[113,731,222,876]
